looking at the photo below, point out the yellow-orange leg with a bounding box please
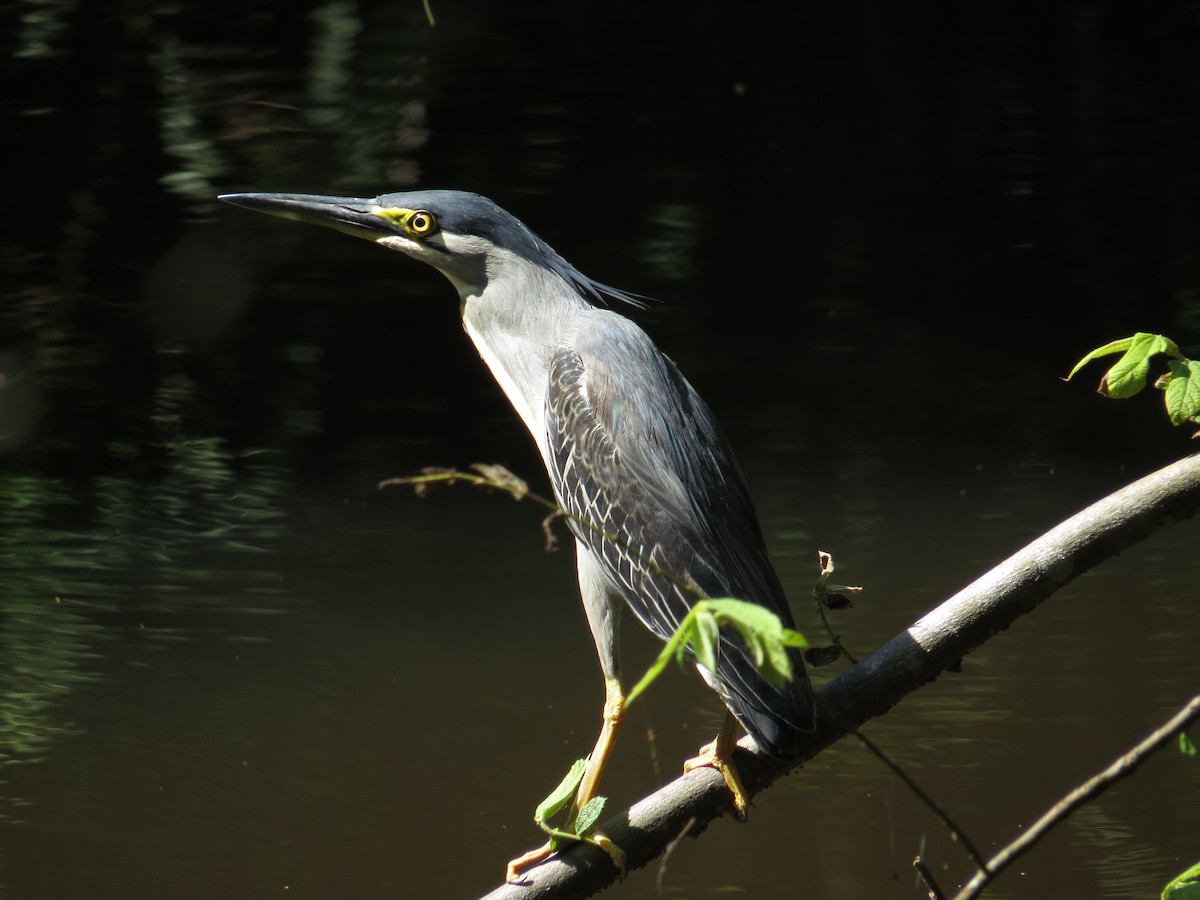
[683,713,750,819]
[505,676,627,883]
[571,674,625,817]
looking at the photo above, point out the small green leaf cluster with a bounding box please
[624,599,809,707]
[533,756,606,847]
[1067,333,1200,428]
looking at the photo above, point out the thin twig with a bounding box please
[813,550,861,664]
[382,466,704,599]
[913,856,947,900]
[953,693,1200,899]
[654,816,696,897]
[541,510,565,552]
[849,724,986,869]
[814,594,859,664]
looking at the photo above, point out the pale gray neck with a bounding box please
[454,253,591,458]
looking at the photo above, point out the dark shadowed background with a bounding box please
[2,2,1199,898]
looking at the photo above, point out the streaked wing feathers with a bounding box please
[544,310,814,748]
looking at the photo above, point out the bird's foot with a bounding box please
[684,738,750,821]
[591,830,627,873]
[505,841,555,884]
[505,831,626,884]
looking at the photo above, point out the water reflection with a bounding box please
[0,477,102,812]
[0,437,292,827]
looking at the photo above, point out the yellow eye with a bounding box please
[408,210,437,235]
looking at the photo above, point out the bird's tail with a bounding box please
[709,637,816,759]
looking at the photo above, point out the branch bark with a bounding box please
[478,452,1200,900]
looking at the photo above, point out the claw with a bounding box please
[684,715,750,819]
[505,830,626,884]
[506,841,555,884]
[590,829,627,872]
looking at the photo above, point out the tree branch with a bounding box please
[477,452,1200,900]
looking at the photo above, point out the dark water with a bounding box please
[3,2,1200,898]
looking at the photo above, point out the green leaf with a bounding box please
[624,642,676,706]
[573,796,606,835]
[532,757,611,849]
[1163,359,1200,425]
[701,599,808,688]
[1164,883,1200,900]
[692,611,719,675]
[759,635,793,685]
[1066,333,1182,398]
[1101,333,1179,399]
[534,757,587,828]
[1163,859,1200,899]
[780,629,809,648]
[1181,731,1198,757]
[1066,336,1138,381]
[624,598,808,706]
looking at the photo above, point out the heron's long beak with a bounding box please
[218,192,392,241]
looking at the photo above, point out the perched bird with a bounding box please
[219,189,815,878]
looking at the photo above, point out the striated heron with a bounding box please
[218,189,816,880]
